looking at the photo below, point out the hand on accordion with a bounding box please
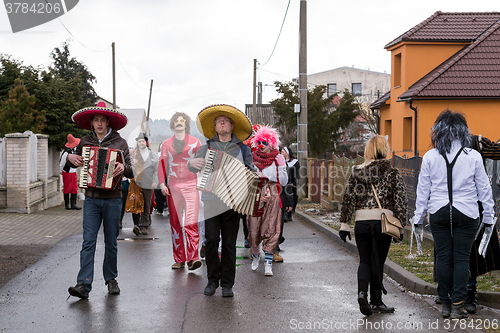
[112,162,124,178]
[67,153,84,167]
[189,157,206,170]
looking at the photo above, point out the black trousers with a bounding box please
[120,189,128,223]
[242,215,248,240]
[154,188,167,213]
[204,205,240,288]
[354,220,392,294]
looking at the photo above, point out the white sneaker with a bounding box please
[251,254,260,271]
[264,261,273,276]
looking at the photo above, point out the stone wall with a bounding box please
[0,131,62,213]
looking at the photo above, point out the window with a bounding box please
[394,53,402,88]
[403,117,412,151]
[352,83,362,96]
[327,83,337,96]
[384,120,392,149]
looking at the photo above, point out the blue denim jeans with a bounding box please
[77,197,122,291]
[430,205,478,304]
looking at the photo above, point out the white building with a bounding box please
[301,66,390,105]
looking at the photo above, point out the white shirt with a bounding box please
[414,140,495,225]
[59,149,77,174]
[261,162,288,186]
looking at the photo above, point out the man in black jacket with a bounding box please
[188,104,255,298]
[66,102,133,299]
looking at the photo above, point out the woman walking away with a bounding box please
[413,110,494,319]
[339,135,407,316]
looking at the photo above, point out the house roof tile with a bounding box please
[370,91,390,109]
[385,11,500,49]
[398,18,500,100]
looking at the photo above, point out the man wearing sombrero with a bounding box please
[188,104,256,297]
[59,134,82,210]
[65,102,133,299]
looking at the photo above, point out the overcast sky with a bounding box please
[0,0,498,121]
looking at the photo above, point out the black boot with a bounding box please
[70,193,81,210]
[357,280,372,316]
[370,289,395,313]
[64,194,71,210]
[465,285,477,314]
[358,291,372,316]
[450,301,468,319]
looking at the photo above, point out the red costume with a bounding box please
[159,134,201,264]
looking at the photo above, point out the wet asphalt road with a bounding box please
[0,211,487,333]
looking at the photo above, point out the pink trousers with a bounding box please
[167,185,200,263]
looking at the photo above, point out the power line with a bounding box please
[259,67,294,80]
[260,0,291,67]
[115,54,149,90]
[43,0,109,53]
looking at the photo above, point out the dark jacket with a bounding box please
[281,160,300,208]
[340,159,408,227]
[68,129,133,199]
[188,134,256,203]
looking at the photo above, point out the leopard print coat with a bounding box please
[340,159,408,227]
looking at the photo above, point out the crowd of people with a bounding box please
[63,103,499,320]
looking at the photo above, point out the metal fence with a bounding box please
[392,153,422,220]
[332,153,364,202]
[309,151,500,221]
[0,138,5,186]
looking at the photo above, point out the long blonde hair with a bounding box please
[364,135,390,160]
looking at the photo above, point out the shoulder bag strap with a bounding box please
[371,183,383,211]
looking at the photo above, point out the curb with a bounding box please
[296,210,500,310]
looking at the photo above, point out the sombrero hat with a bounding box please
[196,104,252,142]
[72,102,128,131]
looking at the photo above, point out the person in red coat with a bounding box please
[59,134,81,210]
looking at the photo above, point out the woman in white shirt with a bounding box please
[413,110,495,319]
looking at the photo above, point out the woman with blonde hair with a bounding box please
[339,135,408,316]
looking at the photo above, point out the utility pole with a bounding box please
[252,59,257,122]
[146,79,153,135]
[298,0,308,198]
[147,79,153,121]
[258,82,262,104]
[112,42,116,109]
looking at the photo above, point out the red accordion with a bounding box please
[79,146,124,190]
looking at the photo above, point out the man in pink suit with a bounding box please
[159,112,202,270]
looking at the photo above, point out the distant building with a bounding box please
[301,66,390,105]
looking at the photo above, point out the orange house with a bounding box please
[371,11,500,156]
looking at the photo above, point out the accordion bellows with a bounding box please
[197,149,268,216]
